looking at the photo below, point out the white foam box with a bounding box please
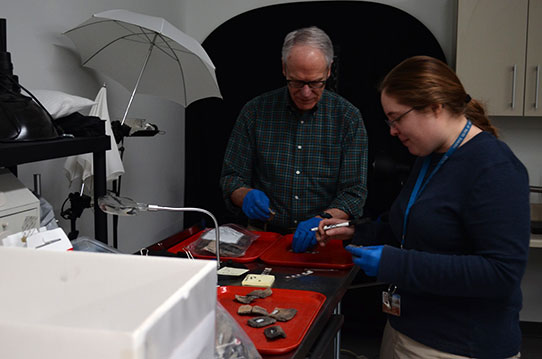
[0,247,217,359]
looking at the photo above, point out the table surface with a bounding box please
[152,226,359,359]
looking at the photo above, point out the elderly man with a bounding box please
[220,26,368,252]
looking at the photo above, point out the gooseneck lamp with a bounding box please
[97,193,221,269]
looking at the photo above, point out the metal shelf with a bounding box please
[0,135,111,243]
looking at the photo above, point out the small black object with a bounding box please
[55,113,105,137]
[264,325,286,340]
[319,212,332,219]
[110,120,131,144]
[61,192,92,240]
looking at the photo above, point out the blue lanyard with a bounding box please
[400,120,472,248]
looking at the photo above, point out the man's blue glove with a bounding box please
[345,245,384,277]
[292,217,322,253]
[242,189,271,221]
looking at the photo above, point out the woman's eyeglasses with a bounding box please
[385,107,417,128]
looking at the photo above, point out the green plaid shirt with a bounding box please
[220,87,368,228]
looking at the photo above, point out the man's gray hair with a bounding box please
[281,26,334,67]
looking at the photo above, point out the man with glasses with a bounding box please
[220,26,368,252]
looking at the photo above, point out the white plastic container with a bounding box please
[0,247,216,359]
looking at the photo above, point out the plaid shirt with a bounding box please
[220,87,368,228]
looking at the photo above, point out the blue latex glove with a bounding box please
[345,245,384,277]
[292,217,322,253]
[242,189,271,221]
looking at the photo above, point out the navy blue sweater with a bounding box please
[352,132,530,358]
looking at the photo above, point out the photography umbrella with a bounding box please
[64,9,222,124]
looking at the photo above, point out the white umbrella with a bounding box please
[64,9,222,124]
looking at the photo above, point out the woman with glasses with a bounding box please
[316,55,529,358]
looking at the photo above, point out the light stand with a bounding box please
[97,193,221,269]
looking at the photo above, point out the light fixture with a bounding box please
[97,193,221,269]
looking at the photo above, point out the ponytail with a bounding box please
[465,98,498,137]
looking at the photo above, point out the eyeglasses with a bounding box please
[286,79,327,89]
[385,107,417,128]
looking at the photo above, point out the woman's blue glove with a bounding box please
[242,189,271,221]
[292,217,322,253]
[345,245,384,277]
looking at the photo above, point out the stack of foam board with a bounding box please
[0,247,216,359]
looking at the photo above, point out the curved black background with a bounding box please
[184,1,446,227]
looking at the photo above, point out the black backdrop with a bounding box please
[184,1,446,227]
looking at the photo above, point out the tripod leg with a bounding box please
[68,217,79,240]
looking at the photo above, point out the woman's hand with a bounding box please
[315,218,355,247]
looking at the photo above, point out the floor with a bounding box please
[338,284,542,359]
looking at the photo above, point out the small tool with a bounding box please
[310,217,370,232]
[35,238,61,249]
[268,208,276,221]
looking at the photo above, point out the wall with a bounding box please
[492,117,542,193]
[2,0,187,253]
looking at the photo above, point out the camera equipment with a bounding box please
[0,18,60,142]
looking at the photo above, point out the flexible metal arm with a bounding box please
[97,193,221,269]
[147,205,221,269]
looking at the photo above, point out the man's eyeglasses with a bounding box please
[286,79,327,89]
[385,106,417,128]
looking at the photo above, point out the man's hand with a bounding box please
[345,245,384,277]
[242,189,271,221]
[292,217,322,253]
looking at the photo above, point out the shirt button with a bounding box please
[297,145,302,150]
[300,120,304,124]
[294,195,299,200]
[294,220,298,224]
[296,170,301,175]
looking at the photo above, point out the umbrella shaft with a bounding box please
[121,33,158,125]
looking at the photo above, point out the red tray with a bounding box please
[259,234,354,269]
[217,286,326,355]
[167,231,281,263]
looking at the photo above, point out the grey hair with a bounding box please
[281,26,334,67]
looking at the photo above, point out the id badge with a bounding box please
[382,291,401,316]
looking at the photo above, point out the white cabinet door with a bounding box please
[456,0,528,116]
[524,0,542,116]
